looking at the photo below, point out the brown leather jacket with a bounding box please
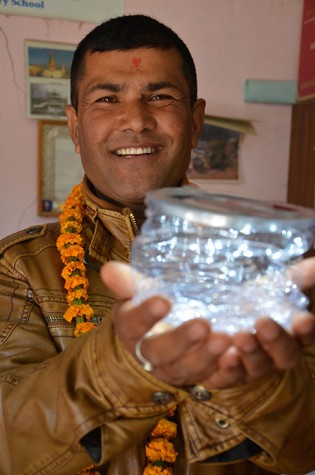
[0,179,315,475]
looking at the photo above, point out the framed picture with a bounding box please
[25,40,75,120]
[38,120,84,216]
[187,116,245,182]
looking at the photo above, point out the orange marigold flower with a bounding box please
[64,303,94,322]
[61,261,86,280]
[64,275,89,291]
[59,243,84,260]
[143,464,173,475]
[56,233,84,249]
[151,419,177,439]
[146,439,177,463]
[74,321,96,337]
[64,183,84,205]
[66,288,89,304]
[77,462,101,474]
[60,220,82,234]
[59,207,82,223]
[168,407,176,418]
[62,197,81,210]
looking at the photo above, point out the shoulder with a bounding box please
[0,222,60,259]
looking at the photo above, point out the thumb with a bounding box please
[291,257,315,290]
[100,261,134,299]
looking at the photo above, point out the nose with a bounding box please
[118,100,156,133]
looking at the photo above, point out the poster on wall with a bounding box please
[297,0,315,101]
[38,120,84,216]
[0,0,123,24]
[187,115,255,182]
[25,40,75,120]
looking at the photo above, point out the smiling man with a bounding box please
[0,14,315,475]
[66,36,205,215]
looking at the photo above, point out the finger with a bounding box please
[233,332,273,381]
[290,257,315,289]
[151,329,232,386]
[205,366,246,389]
[101,261,134,299]
[113,296,172,352]
[140,318,212,368]
[255,317,300,369]
[203,347,246,388]
[291,312,315,346]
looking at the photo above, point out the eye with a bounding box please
[150,94,173,101]
[95,95,118,103]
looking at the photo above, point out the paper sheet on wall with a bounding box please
[0,0,123,24]
[204,115,256,135]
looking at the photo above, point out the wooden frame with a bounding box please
[187,115,243,182]
[38,120,84,216]
[25,40,75,120]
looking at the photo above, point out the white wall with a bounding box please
[0,0,304,239]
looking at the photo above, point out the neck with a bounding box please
[90,182,146,224]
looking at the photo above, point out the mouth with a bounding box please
[114,146,159,157]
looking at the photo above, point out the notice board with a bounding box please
[298,0,315,100]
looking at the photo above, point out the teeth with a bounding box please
[115,147,156,156]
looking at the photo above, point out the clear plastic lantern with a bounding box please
[131,187,315,334]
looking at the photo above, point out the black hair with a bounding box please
[70,14,197,110]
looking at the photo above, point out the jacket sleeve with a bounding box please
[178,345,315,474]
[0,264,188,475]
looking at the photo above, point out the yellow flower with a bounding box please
[77,462,101,474]
[66,288,89,304]
[59,207,82,223]
[167,407,176,418]
[64,275,89,291]
[143,465,173,475]
[74,321,96,337]
[60,220,82,234]
[61,261,86,280]
[57,232,84,249]
[64,304,94,323]
[151,419,177,439]
[59,244,85,264]
[146,438,177,463]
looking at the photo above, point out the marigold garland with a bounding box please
[144,410,178,475]
[77,464,101,475]
[56,182,95,337]
[58,183,178,474]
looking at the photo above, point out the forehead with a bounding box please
[81,47,186,82]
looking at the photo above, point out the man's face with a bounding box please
[66,47,205,210]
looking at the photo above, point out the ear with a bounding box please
[65,105,80,154]
[191,99,206,149]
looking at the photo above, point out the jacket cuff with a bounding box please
[94,318,188,417]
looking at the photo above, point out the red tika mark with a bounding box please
[132,57,141,69]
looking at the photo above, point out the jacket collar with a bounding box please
[81,175,192,269]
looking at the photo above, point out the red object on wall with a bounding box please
[298,0,315,100]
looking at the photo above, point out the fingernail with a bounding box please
[242,338,257,353]
[298,319,315,335]
[190,322,208,340]
[150,297,171,316]
[207,337,229,354]
[257,319,280,341]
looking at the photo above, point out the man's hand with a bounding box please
[101,259,315,390]
[101,261,232,386]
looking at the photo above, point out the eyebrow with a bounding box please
[87,83,121,95]
[86,81,181,95]
[146,81,180,92]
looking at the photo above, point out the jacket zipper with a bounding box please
[129,211,140,236]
